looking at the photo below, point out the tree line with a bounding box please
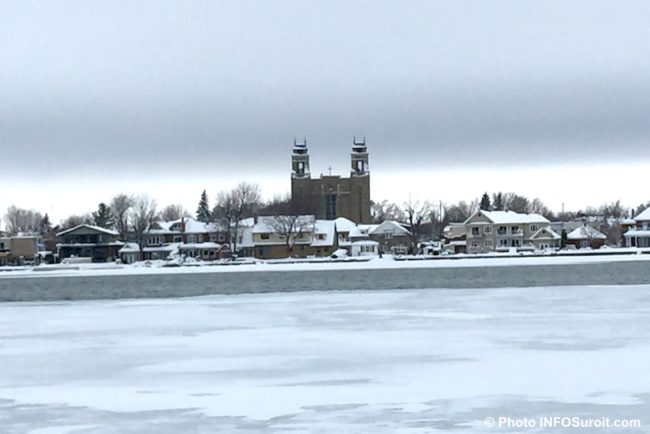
[3,188,650,248]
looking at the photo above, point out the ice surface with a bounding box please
[3,252,650,280]
[1,285,650,432]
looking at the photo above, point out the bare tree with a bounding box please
[214,182,261,256]
[403,199,432,245]
[270,214,315,256]
[110,194,134,240]
[503,193,530,213]
[528,198,554,220]
[59,214,93,231]
[130,196,157,259]
[371,200,405,223]
[158,204,187,221]
[444,201,473,223]
[4,206,43,235]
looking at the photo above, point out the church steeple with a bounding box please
[351,137,369,177]
[291,138,310,179]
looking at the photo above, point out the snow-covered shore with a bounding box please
[1,249,650,280]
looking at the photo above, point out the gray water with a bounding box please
[1,260,649,302]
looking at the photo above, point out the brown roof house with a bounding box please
[566,224,607,249]
[57,224,124,262]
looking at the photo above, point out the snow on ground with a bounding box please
[2,251,650,280]
[1,285,650,433]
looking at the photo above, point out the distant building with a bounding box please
[57,224,123,262]
[464,210,552,254]
[290,138,371,224]
[566,224,607,249]
[624,208,650,248]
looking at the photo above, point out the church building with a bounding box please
[291,138,371,224]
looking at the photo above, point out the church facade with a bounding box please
[291,138,371,224]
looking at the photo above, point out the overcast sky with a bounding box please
[2,0,650,222]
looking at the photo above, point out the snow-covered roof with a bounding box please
[333,217,358,232]
[370,221,411,236]
[56,224,119,237]
[351,240,379,246]
[635,208,650,222]
[143,243,180,253]
[622,218,636,225]
[567,225,607,240]
[119,243,140,253]
[465,210,550,225]
[530,227,561,240]
[624,229,650,237]
[148,217,223,234]
[179,242,222,250]
[311,220,336,247]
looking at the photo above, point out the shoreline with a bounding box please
[1,249,650,280]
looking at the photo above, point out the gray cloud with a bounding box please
[2,0,650,179]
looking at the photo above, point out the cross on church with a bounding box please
[327,166,333,176]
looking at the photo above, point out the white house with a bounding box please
[624,208,650,248]
[464,210,551,254]
[351,240,379,257]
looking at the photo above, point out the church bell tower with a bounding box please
[291,138,310,179]
[351,137,369,177]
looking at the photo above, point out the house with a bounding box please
[351,240,379,256]
[252,215,316,259]
[311,220,337,257]
[566,224,607,249]
[368,220,411,255]
[624,208,650,248]
[118,243,140,264]
[464,210,551,254]
[0,237,10,266]
[442,223,467,254]
[146,217,227,246]
[142,217,229,261]
[529,227,562,250]
[57,225,123,262]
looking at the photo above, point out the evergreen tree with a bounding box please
[92,203,114,228]
[492,192,504,211]
[560,229,568,249]
[196,189,211,222]
[479,192,491,211]
[37,214,52,236]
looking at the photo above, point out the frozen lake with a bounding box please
[1,285,649,433]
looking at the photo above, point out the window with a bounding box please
[471,241,479,247]
[484,239,493,247]
[261,234,270,240]
[511,226,520,234]
[471,227,480,236]
[173,236,182,243]
[498,239,509,247]
[385,231,393,239]
[188,234,197,243]
[530,225,538,232]
[484,226,492,234]
[498,226,507,235]
[148,236,161,245]
[325,194,337,220]
[317,234,326,240]
[218,233,225,241]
